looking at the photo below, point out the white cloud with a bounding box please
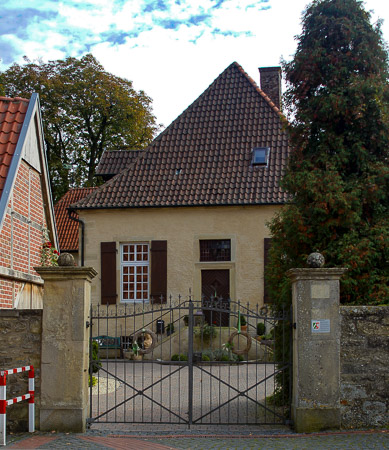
[1,0,389,126]
[58,4,113,32]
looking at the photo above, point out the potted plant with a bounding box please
[195,322,217,342]
[237,314,247,331]
[166,323,175,336]
[256,322,266,340]
[261,328,275,347]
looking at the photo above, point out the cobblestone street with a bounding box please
[5,427,389,449]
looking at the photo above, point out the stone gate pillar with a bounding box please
[35,256,97,432]
[287,258,346,433]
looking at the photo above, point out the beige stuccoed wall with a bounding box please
[80,205,279,338]
[80,205,279,308]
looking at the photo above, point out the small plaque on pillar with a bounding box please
[311,283,330,299]
[311,319,330,333]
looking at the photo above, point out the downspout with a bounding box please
[67,207,85,266]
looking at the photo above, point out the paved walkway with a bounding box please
[92,361,279,425]
[4,427,389,449]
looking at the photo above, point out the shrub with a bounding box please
[91,340,101,374]
[195,323,217,342]
[171,353,188,361]
[257,323,266,336]
[212,349,240,362]
[202,350,214,361]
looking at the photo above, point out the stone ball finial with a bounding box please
[57,252,75,267]
[307,251,325,268]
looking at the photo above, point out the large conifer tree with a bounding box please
[268,0,389,306]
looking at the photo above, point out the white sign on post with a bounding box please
[311,319,330,333]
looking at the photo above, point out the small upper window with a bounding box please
[200,240,231,262]
[252,147,270,166]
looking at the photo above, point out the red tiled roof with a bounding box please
[54,187,97,251]
[96,149,143,177]
[74,62,290,210]
[0,97,29,200]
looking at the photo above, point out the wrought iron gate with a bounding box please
[88,297,291,427]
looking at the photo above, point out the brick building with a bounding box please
[0,94,57,308]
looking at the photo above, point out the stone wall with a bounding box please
[340,306,389,429]
[0,310,42,431]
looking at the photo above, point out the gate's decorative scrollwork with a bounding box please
[202,297,230,311]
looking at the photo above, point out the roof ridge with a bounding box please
[232,62,283,117]
[0,96,30,103]
[152,62,244,144]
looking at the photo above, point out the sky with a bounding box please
[1,0,389,128]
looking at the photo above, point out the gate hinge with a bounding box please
[292,322,296,329]
[86,321,90,328]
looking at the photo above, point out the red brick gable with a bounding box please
[0,94,57,308]
[0,160,47,307]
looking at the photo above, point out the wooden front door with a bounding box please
[201,270,230,326]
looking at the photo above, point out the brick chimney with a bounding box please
[259,67,281,109]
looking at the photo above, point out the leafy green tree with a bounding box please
[268,0,389,310]
[1,54,159,201]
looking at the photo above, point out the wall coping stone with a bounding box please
[0,309,42,317]
[287,268,347,281]
[0,266,44,285]
[340,305,388,312]
[34,266,97,281]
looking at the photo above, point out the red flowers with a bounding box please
[40,228,59,266]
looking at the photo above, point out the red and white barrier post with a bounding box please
[0,366,35,446]
[0,372,6,446]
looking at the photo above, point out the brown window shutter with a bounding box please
[264,238,272,304]
[101,242,117,305]
[150,240,167,304]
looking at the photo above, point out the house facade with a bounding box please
[0,94,57,309]
[74,63,289,319]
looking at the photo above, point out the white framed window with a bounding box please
[121,243,149,302]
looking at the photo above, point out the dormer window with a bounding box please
[252,147,270,166]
